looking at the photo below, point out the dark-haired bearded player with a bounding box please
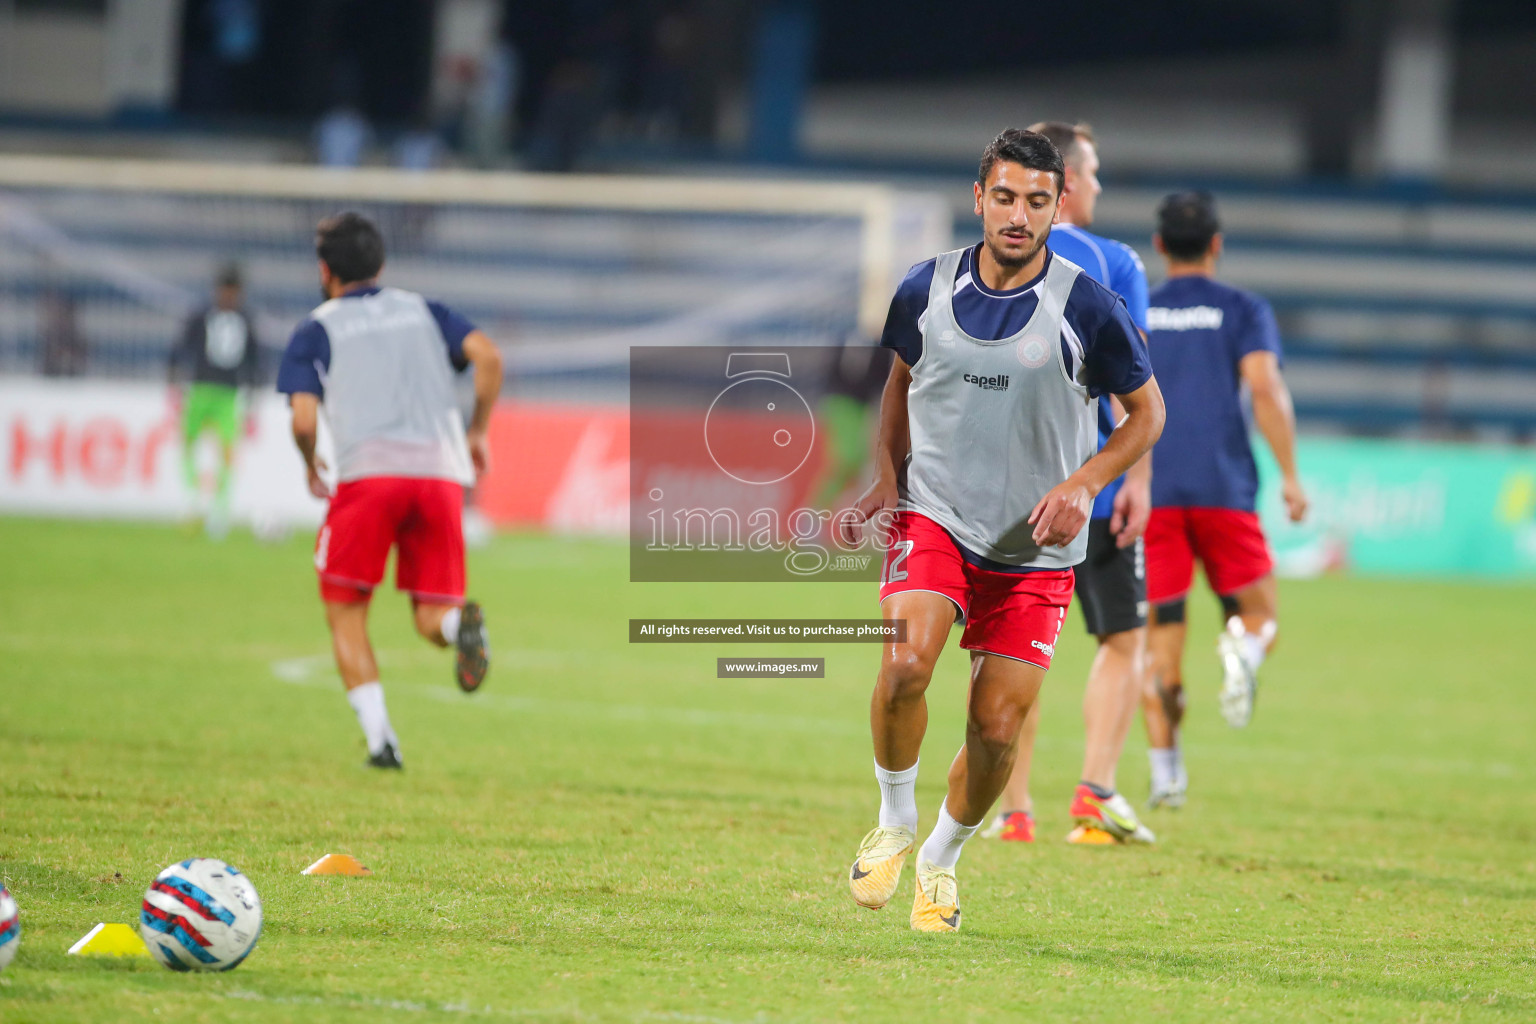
[840,129,1164,933]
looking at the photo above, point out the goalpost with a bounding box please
[0,154,951,382]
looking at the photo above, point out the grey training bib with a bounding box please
[899,249,1098,569]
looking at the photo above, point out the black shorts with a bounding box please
[1074,518,1147,637]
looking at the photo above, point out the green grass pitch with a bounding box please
[1,517,1533,1022]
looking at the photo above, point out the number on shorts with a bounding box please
[883,540,913,584]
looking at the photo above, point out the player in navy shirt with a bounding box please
[969,122,1158,846]
[841,129,1164,933]
[276,212,502,770]
[1139,191,1308,809]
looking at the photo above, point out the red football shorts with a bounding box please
[877,511,1074,670]
[1145,506,1274,605]
[315,476,466,605]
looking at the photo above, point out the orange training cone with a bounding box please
[301,853,372,876]
[1065,826,1119,846]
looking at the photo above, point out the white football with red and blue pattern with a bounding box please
[140,859,262,972]
[0,884,19,970]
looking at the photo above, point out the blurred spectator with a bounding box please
[393,107,445,171]
[526,57,604,172]
[37,289,86,378]
[209,0,261,63]
[523,5,632,171]
[505,2,726,168]
[315,67,372,167]
[181,0,263,113]
[463,35,520,168]
[316,104,372,167]
[638,6,706,142]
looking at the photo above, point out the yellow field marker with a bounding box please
[67,922,150,957]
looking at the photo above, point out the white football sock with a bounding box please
[874,758,920,830]
[1241,620,1276,671]
[346,681,397,755]
[918,801,981,870]
[1148,747,1182,791]
[438,606,462,645]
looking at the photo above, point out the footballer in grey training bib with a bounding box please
[313,287,475,486]
[899,248,1098,570]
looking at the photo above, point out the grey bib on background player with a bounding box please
[900,249,1098,569]
[204,310,249,370]
[313,287,473,485]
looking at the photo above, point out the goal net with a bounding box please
[0,155,951,390]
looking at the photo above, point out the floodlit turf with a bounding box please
[1,517,1534,1023]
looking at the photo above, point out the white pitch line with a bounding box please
[220,989,580,1019]
[218,989,770,1023]
[268,654,332,683]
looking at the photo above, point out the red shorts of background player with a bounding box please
[315,476,465,605]
[878,511,1074,670]
[1145,506,1274,605]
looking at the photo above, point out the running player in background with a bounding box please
[168,263,262,538]
[981,120,1155,845]
[277,212,501,769]
[1140,191,1308,808]
[842,129,1164,932]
